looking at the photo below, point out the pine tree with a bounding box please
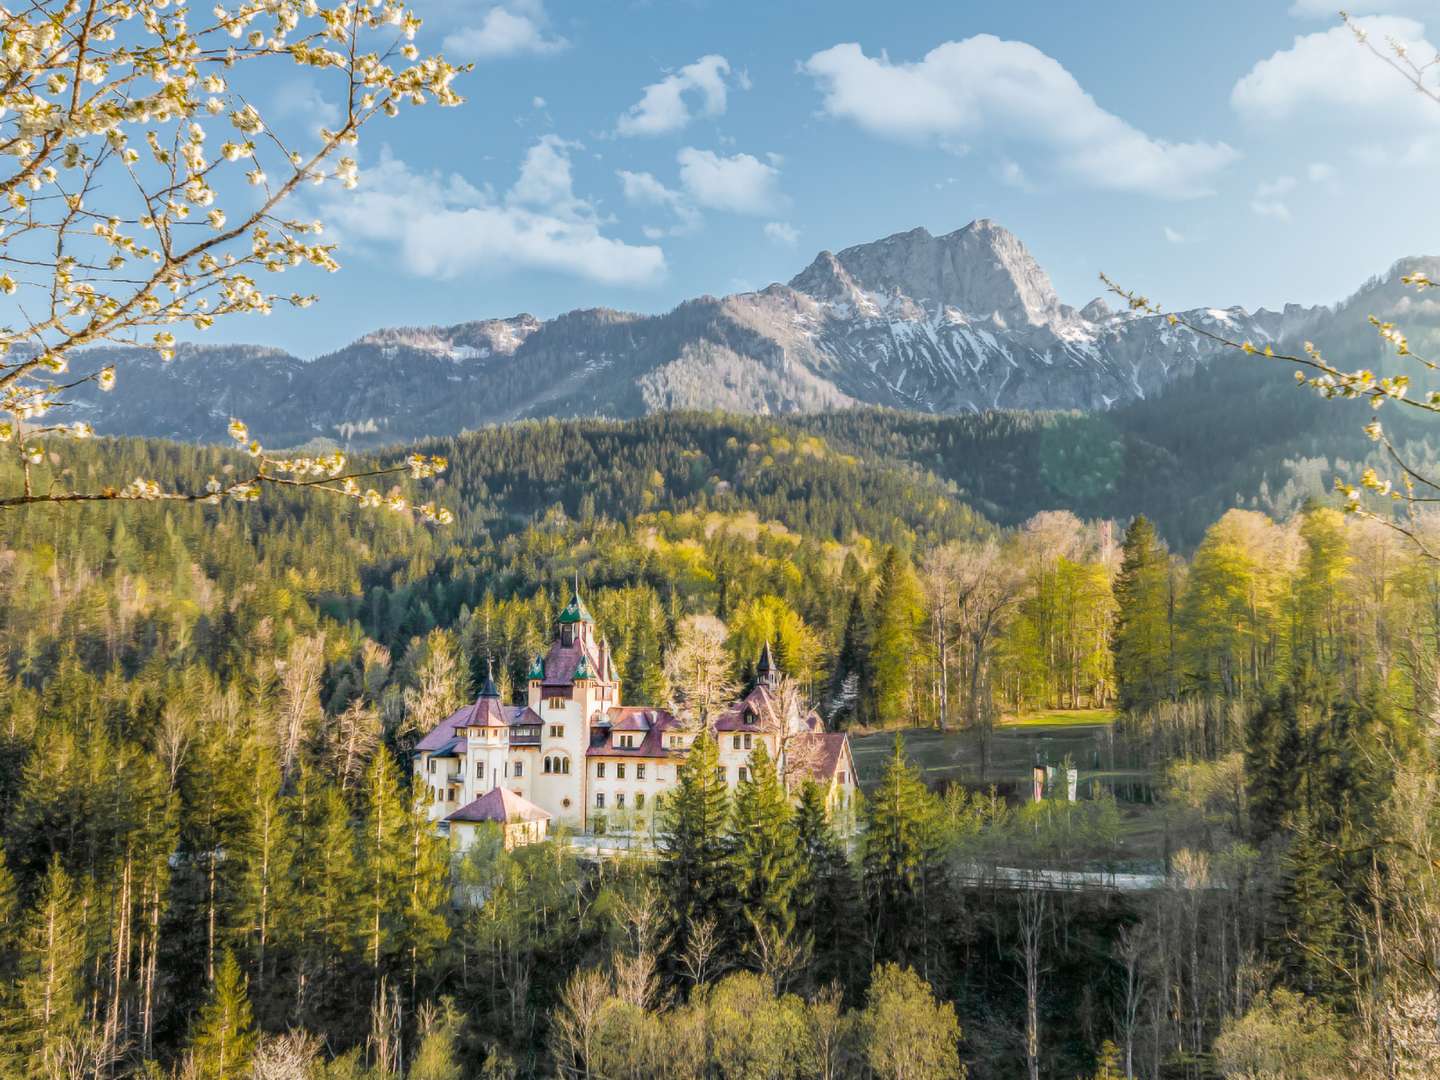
[862,736,944,974]
[794,781,860,992]
[727,741,802,956]
[1246,688,1304,842]
[830,591,869,727]
[2,857,86,1075]
[1276,815,1347,1004]
[290,775,364,1031]
[1112,516,1172,712]
[870,549,925,725]
[188,949,258,1080]
[657,732,732,958]
[0,845,16,964]
[360,750,411,990]
[236,745,294,1011]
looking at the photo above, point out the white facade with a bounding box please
[413,590,857,843]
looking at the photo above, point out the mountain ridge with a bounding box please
[56,221,1440,448]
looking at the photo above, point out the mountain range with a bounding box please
[62,219,1440,449]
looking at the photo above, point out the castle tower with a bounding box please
[528,581,616,827]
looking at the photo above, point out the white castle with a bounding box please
[413,586,857,849]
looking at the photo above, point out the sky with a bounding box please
[223,0,1440,355]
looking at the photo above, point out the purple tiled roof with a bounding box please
[587,707,682,758]
[539,638,607,686]
[787,732,850,782]
[415,705,470,753]
[415,699,540,753]
[446,787,551,824]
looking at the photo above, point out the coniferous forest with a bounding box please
[0,410,1438,1078]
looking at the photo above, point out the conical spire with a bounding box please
[757,641,779,689]
[480,658,500,699]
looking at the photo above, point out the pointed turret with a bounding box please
[756,641,779,690]
[558,579,593,625]
[479,659,500,700]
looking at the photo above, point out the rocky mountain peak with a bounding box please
[788,219,1069,331]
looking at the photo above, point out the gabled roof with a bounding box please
[446,787,552,825]
[786,732,851,783]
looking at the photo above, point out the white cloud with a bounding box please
[322,144,663,286]
[443,3,567,60]
[617,169,701,236]
[1163,226,1186,244]
[1232,16,1440,128]
[763,221,799,247]
[533,96,547,109]
[801,36,1236,198]
[676,147,784,215]
[616,55,735,137]
[1307,160,1336,182]
[1251,176,1297,221]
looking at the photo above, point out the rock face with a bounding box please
[58,221,1437,448]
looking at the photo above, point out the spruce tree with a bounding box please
[727,741,802,956]
[2,857,85,1076]
[1112,516,1172,712]
[1276,815,1347,1004]
[862,736,944,973]
[794,781,860,992]
[360,750,411,990]
[188,949,258,1080]
[830,591,870,726]
[657,732,732,957]
[870,549,925,725]
[290,774,363,1032]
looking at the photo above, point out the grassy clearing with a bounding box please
[999,708,1120,728]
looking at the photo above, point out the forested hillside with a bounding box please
[4,412,1440,1078]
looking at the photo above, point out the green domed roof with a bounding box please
[573,654,594,680]
[558,584,593,625]
[527,654,545,681]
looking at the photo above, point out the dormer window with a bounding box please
[617,734,636,749]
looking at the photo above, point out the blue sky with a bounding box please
[237,0,1440,354]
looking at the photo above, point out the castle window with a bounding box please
[716,767,726,783]
[596,763,606,778]
[636,792,646,810]
[732,735,741,750]
[476,761,485,779]
[514,761,524,778]
[427,757,435,773]
[548,697,566,710]
[543,757,552,774]
[616,764,626,780]
[637,764,646,781]
[616,793,625,809]
[738,766,749,783]
[743,733,753,750]
[595,792,605,808]
[549,724,564,738]
[561,757,570,774]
